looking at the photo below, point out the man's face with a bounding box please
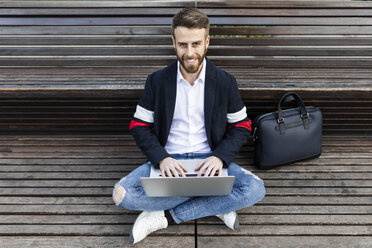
[172,26,210,74]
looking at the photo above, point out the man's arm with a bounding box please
[129,73,170,168]
[212,75,251,167]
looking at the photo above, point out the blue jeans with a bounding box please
[113,153,266,224]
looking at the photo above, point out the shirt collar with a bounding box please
[177,58,206,85]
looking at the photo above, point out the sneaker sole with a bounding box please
[129,233,135,244]
[233,215,239,230]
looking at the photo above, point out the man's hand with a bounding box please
[195,156,223,177]
[159,157,188,177]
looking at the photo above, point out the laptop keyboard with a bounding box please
[159,173,219,177]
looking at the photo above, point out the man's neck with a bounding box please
[180,62,204,86]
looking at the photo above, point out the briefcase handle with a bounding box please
[277,92,310,134]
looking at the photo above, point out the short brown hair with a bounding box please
[172,8,210,38]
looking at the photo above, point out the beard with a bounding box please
[177,48,207,74]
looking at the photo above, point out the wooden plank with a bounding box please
[0,223,193,236]
[0,164,371,173]
[1,204,369,215]
[3,8,372,17]
[1,187,371,196]
[211,26,372,35]
[197,225,372,236]
[3,37,372,46]
[0,214,140,224]
[0,179,370,188]
[0,195,370,205]
[3,47,372,56]
[0,170,371,180]
[238,205,372,215]
[0,1,195,8]
[0,204,127,214]
[1,16,370,26]
[198,214,372,225]
[197,1,372,8]
[0,1,371,9]
[198,236,372,248]
[1,67,372,77]
[0,236,195,248]
[2,57,372,68]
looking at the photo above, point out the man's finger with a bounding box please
[174,165,185,177]
[197,164,208,177]
[218,168,222,176]
[178,163,188,173]
[171,167,179,177]
[194,160,205,171]
[211,167,217,177]
[176,165,186,177]
[161,169,166,178]
[165,168,172,177]
[204,165,213,177]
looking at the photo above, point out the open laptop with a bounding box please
[140,159,235,197]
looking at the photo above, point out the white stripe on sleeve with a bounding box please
[227,106,247,123]
[134,105,154,123]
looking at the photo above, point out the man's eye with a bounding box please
[179,43,187,47]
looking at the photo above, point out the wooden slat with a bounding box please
[3,37,372,46]
[197,225,372,236]
[3,47,372,56]
[2,16,372,26]
[2,8,372,17]
[3,26,372,35]
[197,1,372,8]
[0,236,195,248]
[0,1,195,8]
[0,0,371,8]
[198,237,372,248]
[2,56,372,68]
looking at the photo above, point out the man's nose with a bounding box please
[186,46,194,58]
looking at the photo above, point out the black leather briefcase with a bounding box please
[252,92,322,169]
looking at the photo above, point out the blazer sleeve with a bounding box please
[211,75,251,167]
[129,74,170,168]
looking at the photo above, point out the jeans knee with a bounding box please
[247,177,266,204]
[113,185,126,206]
[253,178,266,202]
[239,169,266,205]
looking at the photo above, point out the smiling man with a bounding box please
[112,8,266,244]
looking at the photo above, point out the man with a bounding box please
[113,8,266,244]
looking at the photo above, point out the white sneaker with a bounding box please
[129,211,168,244]
[216,211,239,230]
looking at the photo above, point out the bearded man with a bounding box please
[112,7,266,244]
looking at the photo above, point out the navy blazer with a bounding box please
[130,58,251,168]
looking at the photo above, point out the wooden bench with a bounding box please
[0,0,371,247]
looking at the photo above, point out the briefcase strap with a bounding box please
[277,92,311,134]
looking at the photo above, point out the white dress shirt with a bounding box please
[164,58,212,154]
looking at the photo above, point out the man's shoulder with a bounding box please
[148,60,177,83]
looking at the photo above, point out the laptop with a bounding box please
[140,159,235,197]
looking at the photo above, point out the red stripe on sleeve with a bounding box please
[234,120,252,131]
[129,120,153,130]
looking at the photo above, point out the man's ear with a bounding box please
[205,35,210,49]
[172,36,176,49]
